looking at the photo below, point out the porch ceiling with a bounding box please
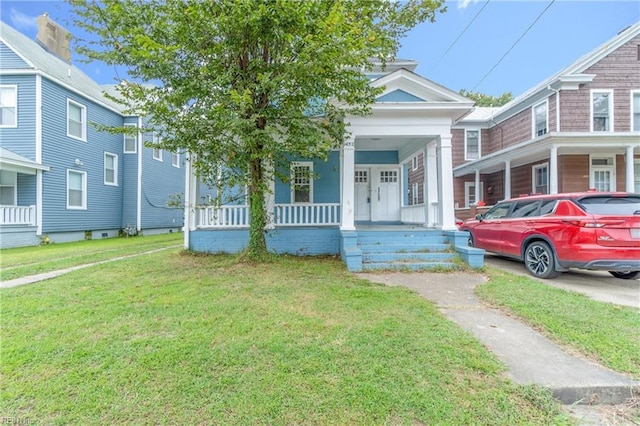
[355,135,435,151]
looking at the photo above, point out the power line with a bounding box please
[471,0,556,92]
[430,0,491,71]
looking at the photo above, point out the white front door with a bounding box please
[354,168,370,221]
[371,167,401,222]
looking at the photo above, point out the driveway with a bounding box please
[483,254,640,308]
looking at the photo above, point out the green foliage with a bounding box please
[459,89,513,107]
[68,0,447,258]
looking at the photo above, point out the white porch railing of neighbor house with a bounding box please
[196,203,340,228]
[1,205,35,226]
[400,204,425,224]
[274,203,340,226]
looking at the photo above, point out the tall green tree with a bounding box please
[70,0,446,259]
[459,89,513,107]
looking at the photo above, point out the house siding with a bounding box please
[16,173,36,205]
[0,75,37,160]
[121,118,139,228]
[275,152,340,204]
[0,42,30,69]
[558,155,589,192]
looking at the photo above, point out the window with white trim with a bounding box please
[152,133,162,161]
[124,124,137,153]
[532,163,549,194]
[589,156,616,192]
[291,162,313,203]
[533,101,548,137]
[104,152,118,186]
[591,90,613,132]
[465,130,480,160]
[67,169,87,209]
[171,152,180,168]
[0,170,17,205]
[632,91,640,132]
[411,155,418,171]
[411,182,419,205]
[67,99,87,140]
[464,181,484,207]
[0,85,17,127]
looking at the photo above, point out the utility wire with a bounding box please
[471,0,556,92]
[430,0,491,71]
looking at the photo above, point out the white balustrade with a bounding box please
[0,205,35,226]
[195,203,340,228]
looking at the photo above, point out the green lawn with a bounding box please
[1,248,569,425]
[477,269,640,377]
[0,233,182,281]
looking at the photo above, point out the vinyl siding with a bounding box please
[274,152,340,204]
[0,41,30,69]
[121,117,139,228]
[40,77,124,233]
[16,173,36,205]
[0,75,37,159]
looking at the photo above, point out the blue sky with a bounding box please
[2,0,639,97]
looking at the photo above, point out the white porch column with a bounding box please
[625,145,636,192]
[474,169,480,203]
[340,137,356,231]
[438,134,456,230]
[549,144,558,194]
[424,142,438,227]
[504,160,511,200]
[36,169,43,236]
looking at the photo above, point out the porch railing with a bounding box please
[400,204,425,224]
[196,203,340,228]
[274,203,340,226]
[1,205,35,226]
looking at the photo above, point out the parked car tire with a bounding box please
[467,233,475,247]
[524,241,560,279]
[608,271,639,280]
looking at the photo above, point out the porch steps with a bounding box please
[357,230,459,271]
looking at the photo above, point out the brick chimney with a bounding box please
[35,13,71,63]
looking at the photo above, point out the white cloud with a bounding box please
[9,8,38,31]
[457,0,481,10]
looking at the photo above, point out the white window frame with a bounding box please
[123,123,137,153]
[464,129,480,160]
[531,163,549,194]
[171,152,180,168]
[0,170,17,205]
[631,90,640,132]
[464,181,484,208]
[67,169,87,210]
[411,182,419,205]
[152,133,162,161]
[532,100,548,138]
[291,161,313,204]
[590,89,614,132]
[0,85,18,128]
[104,152,118,186]
[67,99,87,141]
[589,155,616,192]
[411,155,418,171]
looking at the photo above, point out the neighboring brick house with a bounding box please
[453,22,640,219]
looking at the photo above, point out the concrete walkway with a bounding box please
[0,246,179,289]
[360,271,639,409]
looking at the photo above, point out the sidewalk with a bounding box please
[360,271,640,410]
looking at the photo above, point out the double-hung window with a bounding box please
[291,162,313,203]
[591,90,613,132]
[533,101,548,137]
[465,130,480,160]
[104,152,118,186]
[0,85,17,127]
[67,170,87,209]
[152,133,162,161]
[124,124,137,153]
[532,163,549,194]
[171,152,180,168]
[67,99,87,140]
[632,91,640,132]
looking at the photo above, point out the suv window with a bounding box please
[539,199,557,215]
[511,200,540,218]
[483,202,512,220]
[578,195,640,215]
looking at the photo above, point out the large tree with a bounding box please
[70,0,446,259]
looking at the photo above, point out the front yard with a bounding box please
[1,240,569,425]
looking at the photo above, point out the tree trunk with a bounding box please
[246,156,268,259]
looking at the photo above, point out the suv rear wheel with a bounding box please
[608,271,639,280]
[524,241,560,279]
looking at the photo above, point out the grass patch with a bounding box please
[0,233,182,281]
[477,268,640,377]
[1,250,570,425]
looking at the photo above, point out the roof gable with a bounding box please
[372,68,471,104]
[376,89,425,102]
[0,41,31,69]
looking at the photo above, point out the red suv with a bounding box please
[460,192,640,279]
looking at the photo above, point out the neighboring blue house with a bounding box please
[0,17,184,248]
[184,60,483,271]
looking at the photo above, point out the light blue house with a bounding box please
[184,60,484,271]
[0,17,183,248]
